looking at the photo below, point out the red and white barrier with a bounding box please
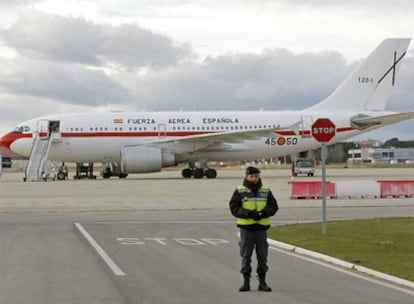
[377,180,414,198]
[288,181,336,199]
[288,180,414,199]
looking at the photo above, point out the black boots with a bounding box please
[239,274,272,292]
[239,274,250,292]
[258,274,272,292]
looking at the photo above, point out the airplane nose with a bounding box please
[0,132,18,150]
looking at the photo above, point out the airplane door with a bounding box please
[35,120,61,140]
[49,120,60,133]
[300,115,313,137]
[36,120,50,139]
[49,120,62,142]
[158,124,167,138]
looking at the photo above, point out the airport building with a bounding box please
[348,147,414,164]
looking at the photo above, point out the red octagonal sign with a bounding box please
[312,118,336,143]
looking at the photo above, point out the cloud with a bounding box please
[2,10,193,68]
[0,57,131,105]
[0,94,72,125]
[254,0,414,10]
[117,49,353,111]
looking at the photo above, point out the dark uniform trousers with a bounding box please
[239,228,269,275]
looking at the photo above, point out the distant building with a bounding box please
[348,147,414,164]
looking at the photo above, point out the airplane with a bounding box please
[1,38,413,179]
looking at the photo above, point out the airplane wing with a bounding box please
[126,123,301,153]
[159,127,276,143]
[351,112,414,130]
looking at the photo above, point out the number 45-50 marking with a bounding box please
[265,137,298,146]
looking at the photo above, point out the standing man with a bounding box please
[229,166,279,292]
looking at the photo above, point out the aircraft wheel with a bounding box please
[205,169,217,179]
[119,173,128,179]
[193,168,204,179]
[57,171,66,180]
[182,168,193,178]
[103,168,111,179]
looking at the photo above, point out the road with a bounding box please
[0,168,413,303]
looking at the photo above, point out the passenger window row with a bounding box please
[65,125,277,132]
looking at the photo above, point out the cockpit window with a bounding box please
[12,126,30,133]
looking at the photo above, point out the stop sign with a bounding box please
[312,118,336,143]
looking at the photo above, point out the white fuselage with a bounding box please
[9,110,373,164]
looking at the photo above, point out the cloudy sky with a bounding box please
[0,0,413,140]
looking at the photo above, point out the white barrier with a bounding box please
[335,181,380,198]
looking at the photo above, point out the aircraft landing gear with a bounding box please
[74,162,97,179]
[103,163,128,179]
[182,168,193,178]
[193,168,204,179]
[181,167,217,179]
[205,168,217,179]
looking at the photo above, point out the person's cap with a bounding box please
[245,166,261,175]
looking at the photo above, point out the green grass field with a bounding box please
[268,217,414,281]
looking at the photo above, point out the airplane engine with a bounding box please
[120,147,176,173]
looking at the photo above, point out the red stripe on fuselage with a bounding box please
[337,127,354,132]
[1,127,357,150]
[275,127,354,137]
[60,131,216,137]
[0,132,31,149]
[275,131,296,136]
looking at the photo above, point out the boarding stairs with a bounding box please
[25,132,54,181]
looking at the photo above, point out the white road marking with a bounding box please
[116,237,230,246]
[74,222,126,276]
[93,220,234,224]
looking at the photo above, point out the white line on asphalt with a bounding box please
[269,246,414,296]
[92,220,234,224]
[89,220,305,225]
[74,222,126,276]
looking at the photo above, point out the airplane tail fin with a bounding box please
[308,38,411,112]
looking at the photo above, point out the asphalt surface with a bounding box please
[1,168,413,304]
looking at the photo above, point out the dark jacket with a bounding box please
[229,178,279,230]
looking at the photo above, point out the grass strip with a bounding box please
[268,217,414,281]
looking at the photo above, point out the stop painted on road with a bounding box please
[116,237,230,246]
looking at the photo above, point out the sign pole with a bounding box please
[311,118,336,235]
[321,143,327,235]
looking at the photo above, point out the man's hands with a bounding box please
[248,211,261,221]
[248,210,267,221]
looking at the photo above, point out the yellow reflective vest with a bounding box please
[236,185,271,226]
